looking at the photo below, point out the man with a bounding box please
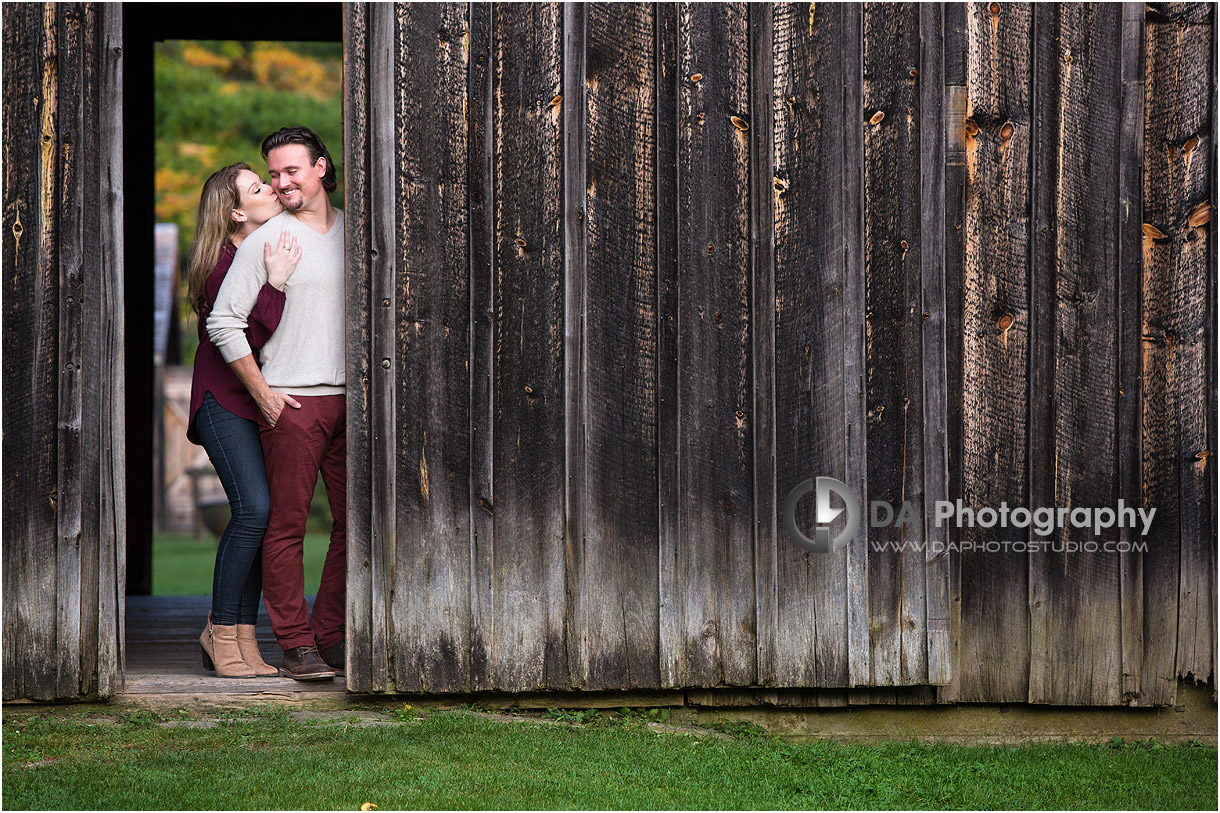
[208,126,346,681]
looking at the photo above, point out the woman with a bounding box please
[185,162,301,678]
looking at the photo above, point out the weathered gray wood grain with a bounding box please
[468,0,496,693]
[2,2,61,702]
[56,1,86,700]
[937,1,967,705]
[342,1,377,694]
[841,2,871,689]
[561,0,589,691]
[955,1,1033,703]
[1027,2,1123,706]
[749,1,777,692]
[655,1,682,689]
[1117,0,1146,706]
[95,2,123,698]
[492,1,568,691]
[675,1,756,687]
[1138,0,1214,707]
[862,1,927,686]
[770,1,850,688]
[583,2,661,690]
[392,2,472,693]
[919,2,951,688]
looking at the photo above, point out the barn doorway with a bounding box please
[121,4,342,689]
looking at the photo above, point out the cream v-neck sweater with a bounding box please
[208,209,346,397]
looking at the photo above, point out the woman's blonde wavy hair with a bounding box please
[185,162,250,316]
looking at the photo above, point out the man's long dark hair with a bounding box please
[261,126,337,193]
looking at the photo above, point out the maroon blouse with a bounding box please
[187,243,286,444]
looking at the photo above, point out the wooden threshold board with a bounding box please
[123,595,345,695]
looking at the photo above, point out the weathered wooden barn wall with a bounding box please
[344,1,1216,705]
[2,2,125,701]
[0,1,1211,707]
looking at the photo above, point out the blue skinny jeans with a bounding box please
[195,392,270,625]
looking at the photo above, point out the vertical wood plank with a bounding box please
[55,0,85,701]
[2,1,60,702]
[1167,1,1211,689]
[955,1,1033,703]
[862,1,926,686]
[467,0,496,693]
[1167,1,1215,691]
[937,0,967,704]
[77,1,102,697]
[393,2,472,693]
[1117,0,1145,705]
[342,1,377,693]
[1139,0,1213,706]
[771,1,850,688]
[1027,2,1123,706]
[561,0,588,691]
[367,0,396,693]
[749,0,776,692]
[675,1,755,687]
[655,1,682,689]
[583,2,661,690]
[492,1,568,690]
[1208,0,1219,698]
[919,2,951,687]
[841,2,871,689]
[95,2,124,698]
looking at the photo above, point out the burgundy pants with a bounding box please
[258,394,346,650]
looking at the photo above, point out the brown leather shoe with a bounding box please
[318,641,345,676]
[279,646,336,681]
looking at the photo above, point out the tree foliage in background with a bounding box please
[156,40,343,361]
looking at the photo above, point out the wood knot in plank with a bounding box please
[689,73,702,83]
[989,2,1000,16]
[997,313,1015,347]
[1141,223,1166,240]
[999,121,1014,141]
[548,95,562,109]
[964,118,979,137]
[869,110,885,126]
[730,115,749,131]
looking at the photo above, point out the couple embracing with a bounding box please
[184,126,346,681]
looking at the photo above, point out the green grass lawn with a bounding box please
[153,532,330,596]
[3,706,1216,810]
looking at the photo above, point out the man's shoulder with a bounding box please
[231,213,294,264]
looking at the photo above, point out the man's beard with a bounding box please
[279,190,303,211]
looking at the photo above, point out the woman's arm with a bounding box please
[247,285,286,349]
[246,230,299,349]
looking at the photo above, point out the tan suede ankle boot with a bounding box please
[235,624,279,677]
[207,623,257,678]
